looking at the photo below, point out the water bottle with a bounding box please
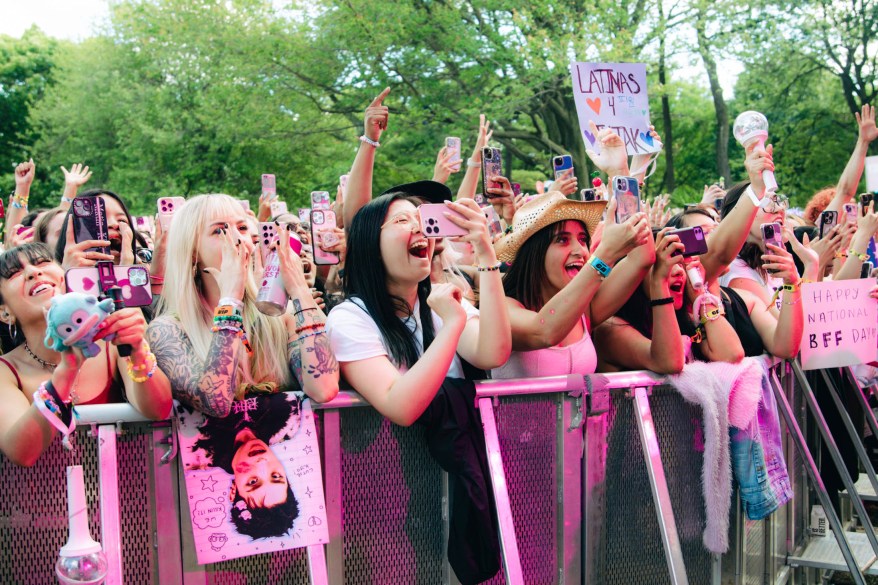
[256,252,288,316]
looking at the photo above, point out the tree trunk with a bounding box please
[657,0,675,193]
[695,8,731,184]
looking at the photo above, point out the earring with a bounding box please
[8,321,17,340]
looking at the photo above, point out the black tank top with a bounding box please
[721,286,765,357]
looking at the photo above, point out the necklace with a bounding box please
[24,341,57,370]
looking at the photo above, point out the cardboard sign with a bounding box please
[800,279,878,370]
[177,394,328,564]
[570,62,659,155]
[866,155,878,193]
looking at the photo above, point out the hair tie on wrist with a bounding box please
[649,297,674,307]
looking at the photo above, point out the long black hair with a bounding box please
[503,221,590,311]
[0,243,55,352]
[54,189,145,264]
[718,181,763,271]
[344,193,435,369]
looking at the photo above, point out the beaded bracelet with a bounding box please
[359,135,380,148]
[835,251,849,259]
[295,322,327,335]
[127,353,158,383]
[848,248,869,262]
[10,193,28,209]
[649,297,674,307]
[296,329,326,343]
[477,262,502,272]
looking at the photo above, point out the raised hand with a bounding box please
[646,194,672,229]
[61,163,92,188]
[427,282,466,328]
[14,159,35,191]
[701,184,726,207]
[443,198,496,264]
[584,121,628,177]
[744,141,774,196]
[785,226,819,280]
[118,220,136,265]
[475,114,493,151]
[364,87,391,143]
[856,104,877,145]
[761,242,801,285]
[550,168,578,196]
[150,213,167,282]
[432,146,459,184]
[594,211,651,264]
[10,224,34,247]
[273,224,309,296]
[61,216,113,270]
[650,228,685,283]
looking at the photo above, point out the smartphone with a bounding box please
[861,193,875,216]
[683,203,697,212]
[419,203,468,238]
[72,196,109,255]
[512,183,521,197]
[580,188,596,202]
[611,176,641,224]
[552,155,574,181]
[761,222,784,273]
[0,198,5,219]
[157,197,185,231]
[819,210,838,238]
[484,206,503,238]
[298,208,311,224]
[668,226,708,257]
[473,193,488,207]
[65,264,153,307]
[237,199,251,212]
[862,261,874,279]
[339,174,349,194]
[481,147,503,197]
[258,222,303,264]
[311,210,340,265]
[311,191,331,210]
[134,216,154,237]
[261,174,276,200]
[843,202,858,223]
[270,201,288,217]
[445,137,461,171]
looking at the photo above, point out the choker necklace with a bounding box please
[24,341,57,370]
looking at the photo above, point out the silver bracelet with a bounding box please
[466,159,480,168]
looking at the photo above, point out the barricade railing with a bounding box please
[1,360,835,584]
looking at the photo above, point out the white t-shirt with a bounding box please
[719,258,784,310]
[326,297,480,379]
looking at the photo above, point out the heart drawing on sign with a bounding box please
[640,132,654,147]
[583,129,596,145]
[586,97,601,114]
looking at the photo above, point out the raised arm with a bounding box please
[456,115,492,201]
[700,142,774,282]
[60,163,92,210]
[6,159,35,246]
[836,201,878,280]
[344,87,390,227]
[826,104,877,215]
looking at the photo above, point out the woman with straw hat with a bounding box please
[492,192,653,379]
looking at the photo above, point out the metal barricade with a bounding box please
[2,363,831,584]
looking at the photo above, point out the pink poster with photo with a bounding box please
[176,393,328,564]
[569,62,660,155]
[800,279,878,370]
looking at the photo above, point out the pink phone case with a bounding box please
[157,197,185,231]
[419,204,468,238]
[311,210,340,265]
[311,191,331,210]
[261,174,276,200]
[65,265,153,307]
[259,222,302,264]
[270,201,288,217]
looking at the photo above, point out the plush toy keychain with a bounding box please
[44,292,115,358]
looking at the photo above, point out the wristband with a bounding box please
[149,275,165,283]
[359,135,380,148]
[744,186,768,209]
[588,256,612,279]
[782,282,800,293]
[214,304,242,318]
[476,262,502,272]
[467,159,480,168]
[218,297,244,310]
[504,225,514,235]
[700,307,724,324]
[34,381,76,448]
[848,249,869,262]
[61,196,74,204]
[649,297,674,307]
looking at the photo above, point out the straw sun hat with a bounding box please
[494,192,607,264]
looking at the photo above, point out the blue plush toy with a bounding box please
[44,292,115,358]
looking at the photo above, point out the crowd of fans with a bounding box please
[1,87,877,580]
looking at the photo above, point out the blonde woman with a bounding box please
[146,195,337,418]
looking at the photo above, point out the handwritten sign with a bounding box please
[176,394,328,564]
[800,279,877,370]
[570,62,659,155]
[866,155,878,192]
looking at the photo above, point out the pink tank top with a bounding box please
[491,317,598,379]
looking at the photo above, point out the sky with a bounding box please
[0,0,742,95]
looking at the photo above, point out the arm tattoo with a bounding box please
[147,318,238,418]
[293,299,304,327]
[305,333,338,378]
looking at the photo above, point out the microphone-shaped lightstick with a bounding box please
[733,111,777,194]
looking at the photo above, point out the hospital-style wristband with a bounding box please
[588,256,612,279]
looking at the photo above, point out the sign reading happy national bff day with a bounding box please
[569,62,660,155]
[800,279,877,370]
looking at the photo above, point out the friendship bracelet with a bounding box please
[296,329,326,343]
[149,275,165,283]
[294,306,319,316]
[649,297,674,307]
[359,135,380,148]
[782,297,802,306]
[848,248,869,262]
[782,282,801,293]
[477,262,502,272]
[127,353,157,383]
[295,322,327,335]
[33,381,75,439]
[835,251,849,259]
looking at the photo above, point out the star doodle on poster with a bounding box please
[305,486,313,498]
[303,444,313,455]
[201,476,218,492]
[305,428,312,437]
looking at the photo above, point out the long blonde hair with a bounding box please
[156,194,290,396]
